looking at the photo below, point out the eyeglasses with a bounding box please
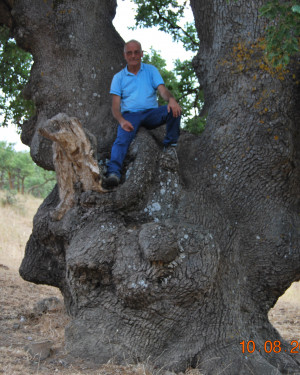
[125,50,143,56]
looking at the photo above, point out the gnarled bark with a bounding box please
[0,0,124,169]
[3,0,299,373]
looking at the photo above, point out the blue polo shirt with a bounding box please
[110,63,164,113]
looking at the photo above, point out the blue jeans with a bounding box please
[107,105,180,178]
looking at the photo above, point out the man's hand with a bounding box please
[167,97,182,118]
[120,120,134,132]
[111,95,134,132]
[157,84,182,118]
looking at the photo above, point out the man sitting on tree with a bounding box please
[105,39,181,187]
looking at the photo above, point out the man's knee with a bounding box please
[167,109,181,124]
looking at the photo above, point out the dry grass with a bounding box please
[0,191,41,270]
[0,190,299,375]
[269,282,300,342]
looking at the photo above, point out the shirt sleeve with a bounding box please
[150,65,164,89]
[110,72,122,96]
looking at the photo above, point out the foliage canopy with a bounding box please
[143,48,205,133]
[0,141,56,197]
[0,26,35,128]
[131,0,199,52]
[260,0,300,67]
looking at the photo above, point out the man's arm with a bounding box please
[111,94,134,132]
[157,84,182,118]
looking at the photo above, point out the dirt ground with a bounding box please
[0,266,172,375]
[1,264,299,375]
[0,193,299,375]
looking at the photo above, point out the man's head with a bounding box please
[124,40,143,71]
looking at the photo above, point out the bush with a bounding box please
[0,190,18,207]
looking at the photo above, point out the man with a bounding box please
[105,39,181,187]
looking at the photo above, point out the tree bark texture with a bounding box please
[1,0,124,169]
[2,0,300,374]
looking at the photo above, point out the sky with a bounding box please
[0,0,195,151]
[113,0,194,69]
[0,124,26,151]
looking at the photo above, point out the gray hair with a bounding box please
[124,40,142,53]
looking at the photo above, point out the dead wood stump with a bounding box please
[39,113,106,221]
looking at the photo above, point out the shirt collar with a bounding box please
[125,62,144,75]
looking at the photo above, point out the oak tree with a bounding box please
[1,0,300,374]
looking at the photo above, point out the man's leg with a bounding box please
[142,105,180,146]
[107,112,141,180]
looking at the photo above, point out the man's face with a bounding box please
[124,42,143,69]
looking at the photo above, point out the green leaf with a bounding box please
[0,25,35,128]
[130,0,199,51]
[292,5,300,13]
[259,0,300,67]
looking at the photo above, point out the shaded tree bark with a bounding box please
[1,0,124,168]
[7,170,14,190]
[2,0,300,374]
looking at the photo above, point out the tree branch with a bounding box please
[27,177,55,194]
[153,4,198,48]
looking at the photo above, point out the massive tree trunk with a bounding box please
[2,0,300,373]
[2,0,124,168]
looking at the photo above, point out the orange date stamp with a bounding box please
[240,340,300,354]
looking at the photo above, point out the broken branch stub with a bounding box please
[39,113,106,221]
